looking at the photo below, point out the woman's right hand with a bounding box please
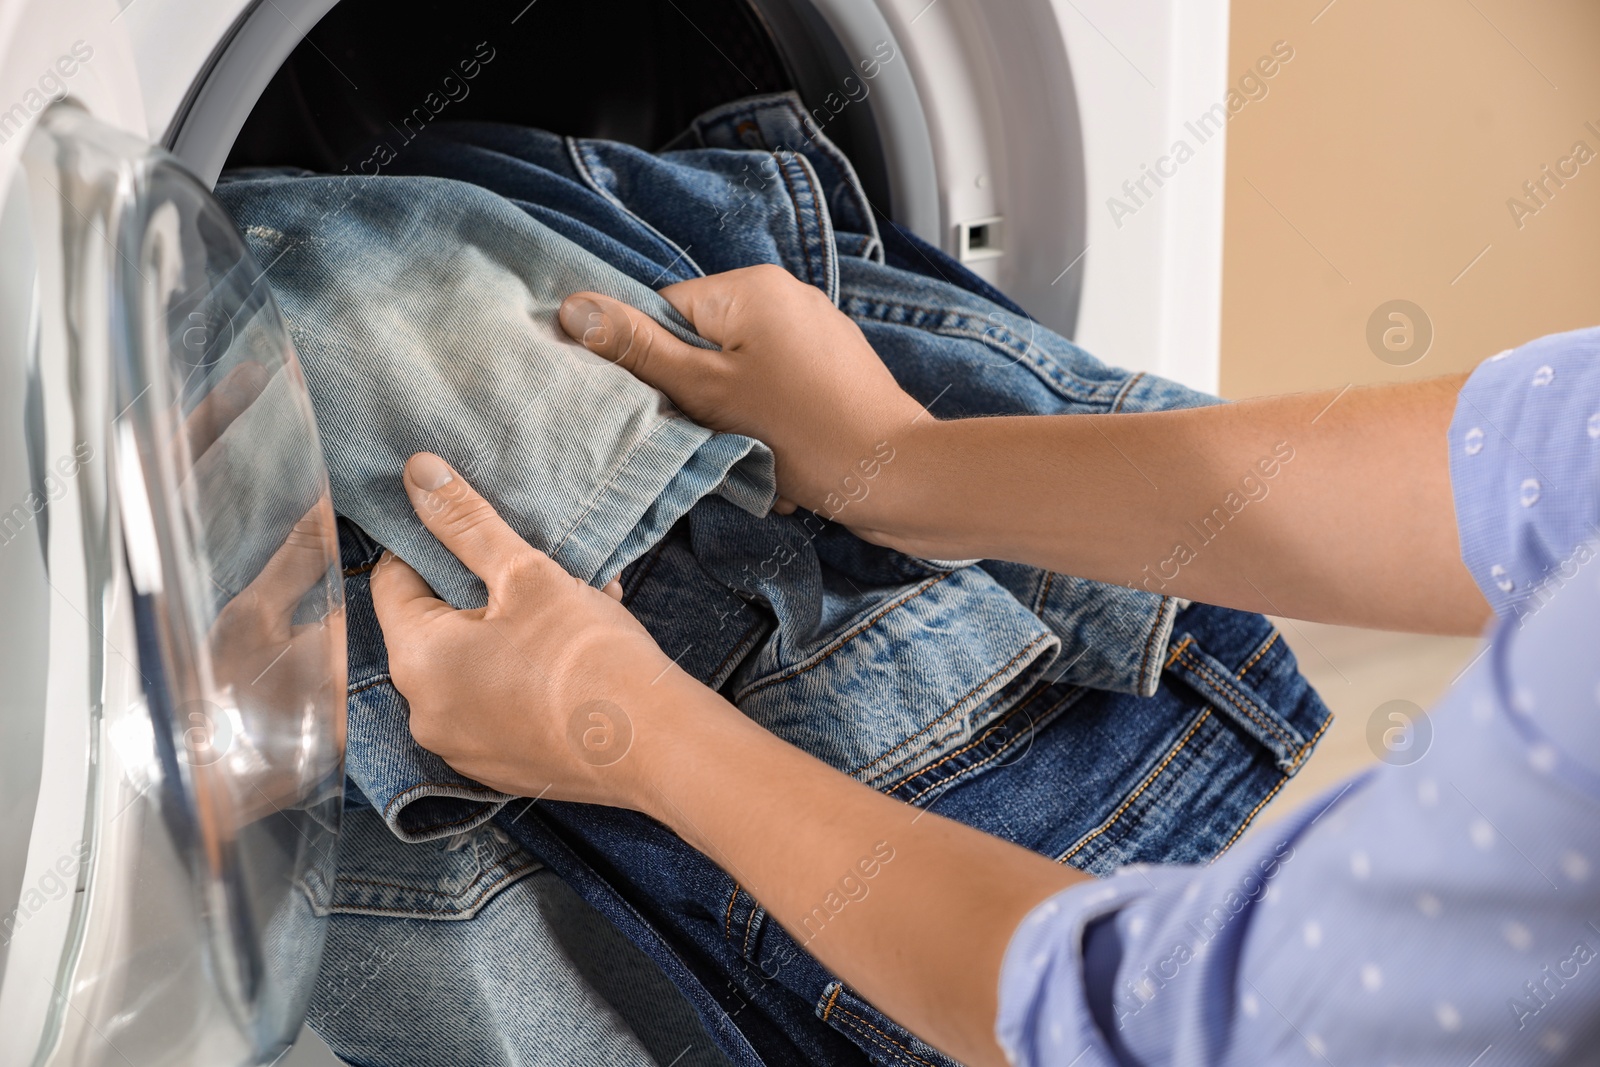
[558,265,929,526]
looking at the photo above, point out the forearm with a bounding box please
[632,691,1084,1067]
[864,375,1489,635]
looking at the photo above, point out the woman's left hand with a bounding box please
[369,452,722,805]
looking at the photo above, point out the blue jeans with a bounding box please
[306,93,1330,1067]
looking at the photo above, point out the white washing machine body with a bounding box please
[0,2,1229,1065]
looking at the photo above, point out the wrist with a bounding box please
[829,418,972,557]
[617,676,754,825]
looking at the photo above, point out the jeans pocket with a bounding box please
[314,804,539,920]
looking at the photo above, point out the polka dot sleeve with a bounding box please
[1448,328,1600,618]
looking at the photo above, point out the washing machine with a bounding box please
[0,0,1231,1063]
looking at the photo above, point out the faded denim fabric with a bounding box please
[215,173,775,834]
[292,796,729,1067]
[309,94,1330,1067]
[214,172,774,604]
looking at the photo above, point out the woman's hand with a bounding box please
[369,452,729,806]
[558,264,928,523]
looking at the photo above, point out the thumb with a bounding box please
[558,292,711,395]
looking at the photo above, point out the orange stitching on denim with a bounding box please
[723,886,741,940]
[1035,570,1056,614]
[1057,709,1212,864]
[1236,631,1280,680]
[1178,646,1293,751]
[742,904,759,959]
[833,1006,936,1067]
[739,574,953,702]
[1287,710,1333,774]
[1110,372,1146,414]
[343,559,379,577]
[1140,599,1175,689]
[853,632,1054,781]
[1164,635,1194,669]
[348,676,390,696]
[821,984,842,1021]
[1213,709,1333,858]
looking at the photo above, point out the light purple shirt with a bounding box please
[997,330,1600,1066]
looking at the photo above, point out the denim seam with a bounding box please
[343,558,379,577]
[1176,644,1296,753]
[1033,569,1055,613]
[565,139,706,279]
[898,681,1072,804]
[331,856,538,911]
[1056,708,1213,865]
[1214,712,1334,858]
[381,784,503,825]
[1109,371,1146,414]
[774,153,818,289]
[348,675,390,696]
[843,298,1124,406]
[313,856,539,920]
[820,984,842,1021]
[722,885,741,940]
[789,149,840,301]
[741,903,760,960]
[853,630,1055,782]
[1137,599,1176,693]
[832,1006,936,1067]
[545,415,680,567]
[734,572,953,702]
[1236,631,1281,680]
[1164,635,1194,668]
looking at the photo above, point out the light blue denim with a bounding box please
[289,800,729,1067]
[214,170,775,608]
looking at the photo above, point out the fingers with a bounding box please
[370,550,450,634]
[182,360,271,463]
[557,292,711,396]
[602,579,624,601]
[403,453,564,596]
[241,500,336,617]
[773,496,797,516]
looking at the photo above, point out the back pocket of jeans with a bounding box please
[305,803,540,920]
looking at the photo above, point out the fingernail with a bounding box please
[409,452,454,492]
[559,296,608,349]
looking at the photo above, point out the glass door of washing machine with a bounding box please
[0,104,346,1067]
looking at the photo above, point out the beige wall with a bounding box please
[1222,0,1600,398]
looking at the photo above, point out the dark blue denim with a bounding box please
[336,93,1332,1067]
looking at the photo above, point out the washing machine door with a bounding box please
[0,104,345,1067]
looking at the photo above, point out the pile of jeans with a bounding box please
[218,93,1331,1067]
